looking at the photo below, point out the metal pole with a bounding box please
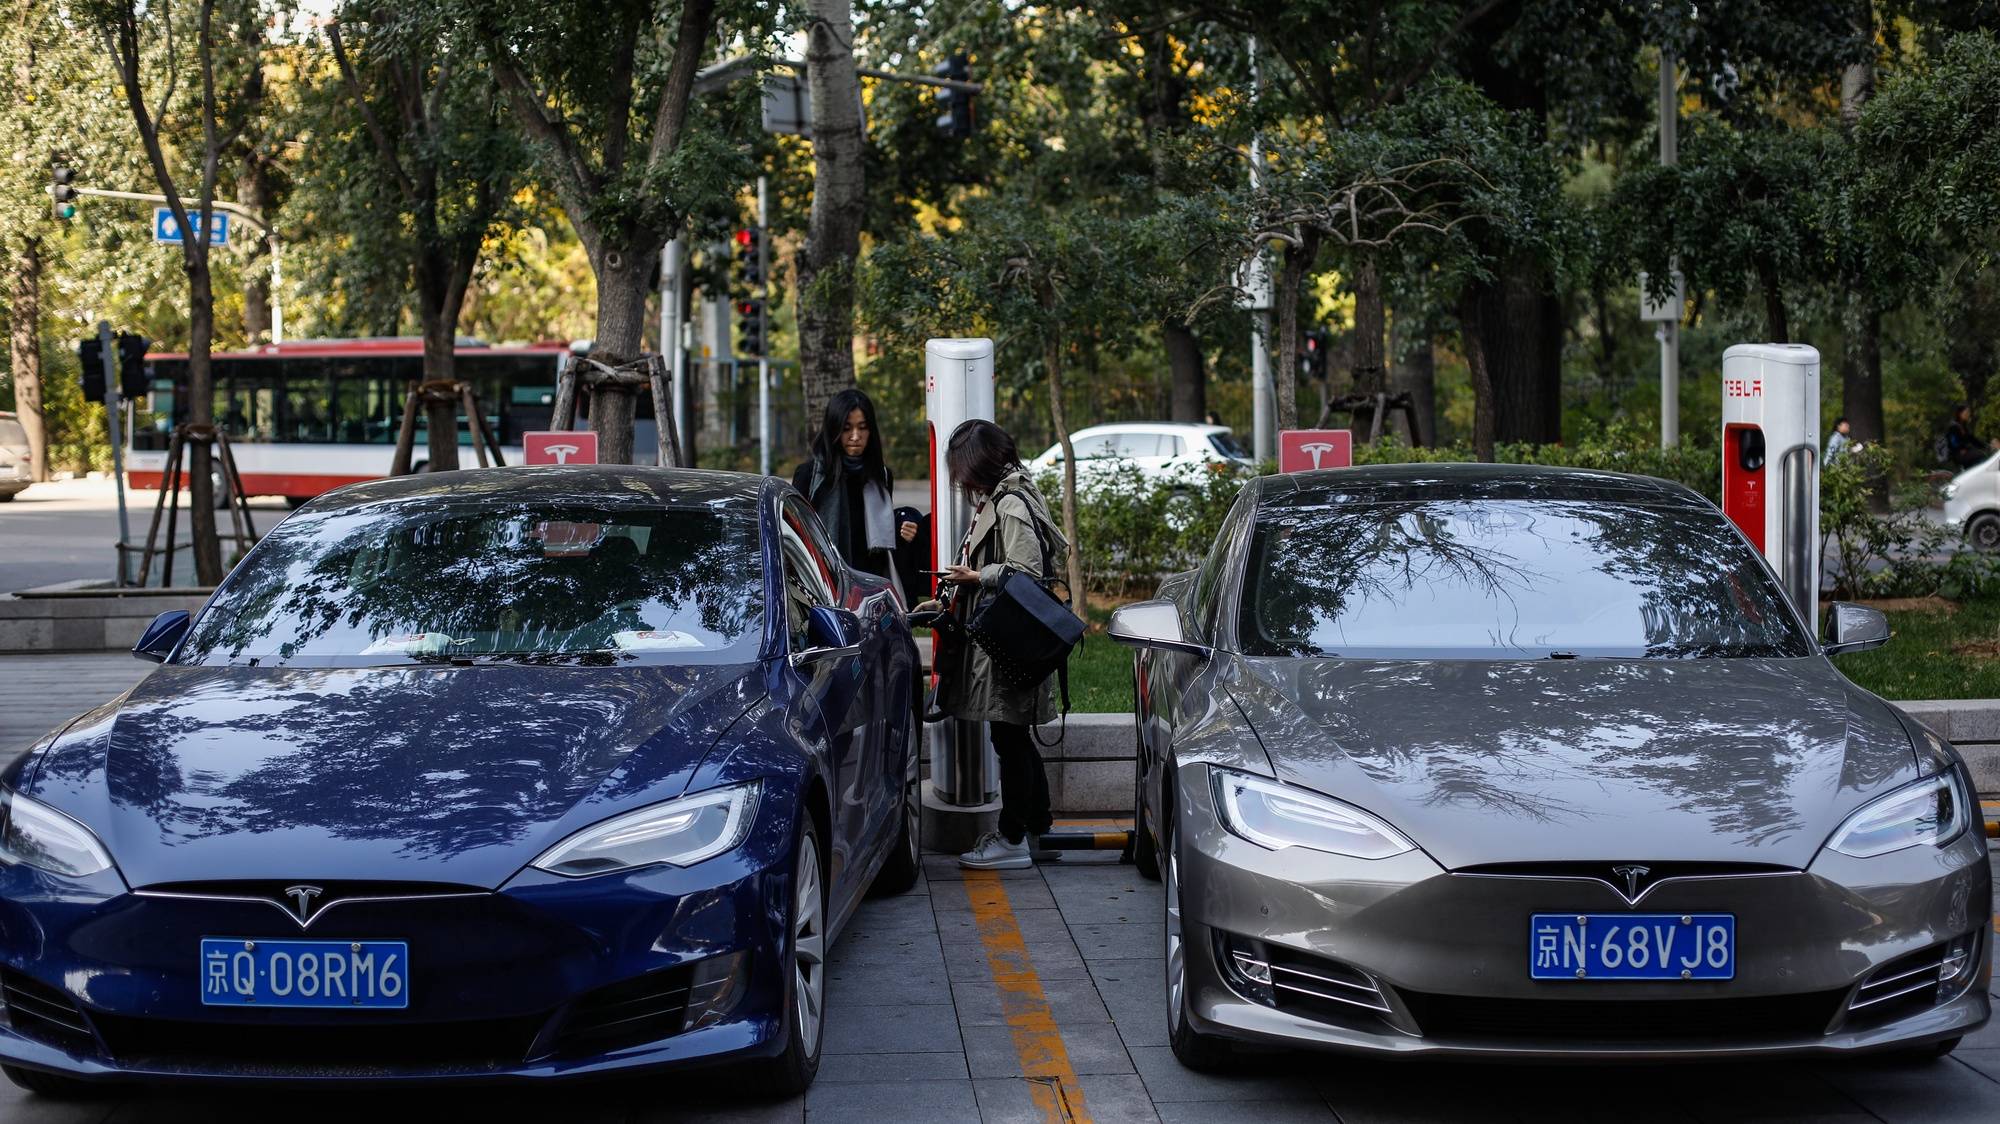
[662,238,687,464]
[98,322,132,587]
[1247,38,1274,464]
[757,176,772,476]
[268,235,284,344]
[1658,46,1680,449]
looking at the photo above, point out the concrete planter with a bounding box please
[0,582,210,653]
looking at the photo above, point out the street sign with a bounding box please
[154,207,229,246]
[524,431,598,465]
[1278,429,1352,473]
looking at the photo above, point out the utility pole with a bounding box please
[661,237,687,464]
[96,322,132,586]
[1657,46,1680,449]
[757,175,773,476]
[1247,37,1274,464]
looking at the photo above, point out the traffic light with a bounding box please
[116,333,150,400]
[933,55,974,139]
[735,226,765,287]
[1300,328,1331,383]
[50,161,77,221]
[736,299,766,358]
[78,337,105,402]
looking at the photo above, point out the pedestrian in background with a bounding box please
[1825,417,1854,462]
[791,388,920,599]
[918,420,1068,870]
[1944,404,1998,469]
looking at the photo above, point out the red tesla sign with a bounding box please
[1278,429,1352,473]
[524,431,598,466]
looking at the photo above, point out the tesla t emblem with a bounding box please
[1610,865,1651,902]
[1300,442,1338,468]
[542,443,581,464]
[283,885,324,925]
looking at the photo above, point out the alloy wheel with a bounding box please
[793,833,826,1057]
[1164,817,1185,1033]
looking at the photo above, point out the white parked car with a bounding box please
[1030,422,1252,490]
[1942,449,2000,551]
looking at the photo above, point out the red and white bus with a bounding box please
[128,338,663,505]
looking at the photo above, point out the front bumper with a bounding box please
[1176,769,1993,1059]
[0,814,802,1084]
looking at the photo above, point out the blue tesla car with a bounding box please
[0,466,921,1094]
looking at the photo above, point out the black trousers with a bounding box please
[992,721,1053,845]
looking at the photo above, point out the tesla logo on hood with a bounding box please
[1609,865,1651,903]
[283,885,325,925]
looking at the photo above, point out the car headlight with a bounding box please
[0,788,116,878]
[533,782,760,877]
[1941,482,1959,500]
[1825,771,1968,858]
[1210,768,1413,859]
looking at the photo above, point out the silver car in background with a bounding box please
[1114,464,1990,1066]
[0,412,32,501]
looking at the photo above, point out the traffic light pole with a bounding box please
[757,176,772,476]
[61,186,284,344]
[96,321,133,587]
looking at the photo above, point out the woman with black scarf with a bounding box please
[791,389,920,598]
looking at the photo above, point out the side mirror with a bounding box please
[793,605,863,667]
[1108,599,1210,659]
[1823,602,1891,656]
[133,610,191,663]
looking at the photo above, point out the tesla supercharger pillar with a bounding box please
[925,338,999,810]
[1720,343,1821,629]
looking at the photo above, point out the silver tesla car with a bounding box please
[1112,464,1990,1066]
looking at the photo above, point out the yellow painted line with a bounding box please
[1052,818,1134,829]
[962,869,1092,1124]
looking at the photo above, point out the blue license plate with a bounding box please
[199,938,409,1008]
[1529,914,1734,981]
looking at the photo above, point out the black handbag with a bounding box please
[964,489,1084,735]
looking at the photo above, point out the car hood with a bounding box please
[23,662,762,889]
[1226,655,1919,869]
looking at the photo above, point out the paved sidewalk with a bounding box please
[0,653,154,753]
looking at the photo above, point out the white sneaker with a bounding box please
[959,830,1031,870]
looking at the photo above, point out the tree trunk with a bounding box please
[1839,7,1884,445]
[186,256,223,585]
[590,243,660,465]
[1163,319,1206,422]
[1466,256,1561,444]
[1043,336,1086,618]
[1273,230,1320,431]
[796,0,866,429]
[1459,292,1496,462]
[1388,311,1434,447]
[1350,254,1386,395]
[418,303,461,472]
[9,238,46,481]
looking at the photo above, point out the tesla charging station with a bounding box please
[1720,343,1821,628]
[924,338,1000,836]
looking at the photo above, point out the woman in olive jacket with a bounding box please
[920,420,1069,870]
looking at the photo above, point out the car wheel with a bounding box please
[1967,513,2000,553]
[1163,791,1231,1071]
[871,722,922,895]
[1163,489,1197,534]
[750,818,827,1097]
[2,1065,98,1099]
[0,492,16,503]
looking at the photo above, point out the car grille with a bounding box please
[552,965,697,1056]
[1397,989,1846,1042]
[1845,937,1976,1029]
[89,1011,549,1072]
[0,969,98,1054]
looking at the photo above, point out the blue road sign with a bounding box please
[153,207,229,246]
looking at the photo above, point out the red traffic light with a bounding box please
[734,229,754,247]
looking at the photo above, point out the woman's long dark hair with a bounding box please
[811,387,889,487]
[945,419,1021,494]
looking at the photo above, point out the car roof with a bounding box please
[1063,422,1230,439]
[1255,462,1712,511]
[303,465,775,516]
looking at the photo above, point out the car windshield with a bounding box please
[1239,498,1811,659]
[1207,431,1250,460]
[178,502,764,666]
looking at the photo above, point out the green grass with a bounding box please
[1834,596,2000,700]
[1065,596,2000,713]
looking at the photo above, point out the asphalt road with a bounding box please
[1,668,1995,1123]
[0,477,288,594]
